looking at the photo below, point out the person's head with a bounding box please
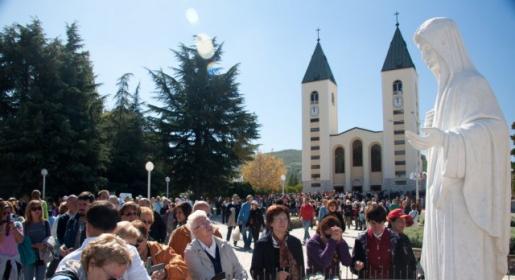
[0,201,13,220]
[114,221,142,247]
[131,220,149,258]
[365,204,387,235]
[109,195,119,209]
[251,200,259,210]
[266,204,290,236]
[327,199,338,213]
[31,189,41,200]
[246,195,253,203]
[387,208,413,234]
[97,190,110,201]
[86,201,120,237]
[25,200,43,223]
[139,207,154,231]
[187,210,213,243]
[78,192,95,217]
[174,202,192,224]
[66,195,78,213]
[316,215,342,237]
[119,202,141,222]
[58,202,68,215]
[81,233,131,280]
[137,198,151,208]
[232,194,240,203]
[193,201,211,215]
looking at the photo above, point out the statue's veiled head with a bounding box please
[414,17,474,78]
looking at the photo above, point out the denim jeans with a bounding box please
[23,263,46,280]
[241,224,252,248]
[303,220,311,241]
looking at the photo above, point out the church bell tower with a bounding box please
[381,18,420,190]
[301,35,338,192]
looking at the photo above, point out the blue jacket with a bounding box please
[237,202,251,225]
[63,215,86,249]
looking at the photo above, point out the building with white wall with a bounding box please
[302,23,421,193]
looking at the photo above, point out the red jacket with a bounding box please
[300,204,315,221]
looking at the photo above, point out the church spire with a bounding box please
[302,32,336,84]
[381,14,415,72]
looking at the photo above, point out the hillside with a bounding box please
[267,149,302,185]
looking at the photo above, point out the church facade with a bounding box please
[301,24,421,193]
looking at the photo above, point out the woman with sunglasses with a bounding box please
[119,202,141,222]
[132,220,190,280]
[23,200,51,280]
[0,201,24,279]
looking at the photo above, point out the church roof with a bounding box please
[302,42,337,84]
[381,26,415,72]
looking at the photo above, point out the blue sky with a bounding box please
[1,0,514,152]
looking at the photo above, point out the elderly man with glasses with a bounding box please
[184,210,246,280]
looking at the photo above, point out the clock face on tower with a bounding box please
[393,96,403,109]
[310,105,319,117]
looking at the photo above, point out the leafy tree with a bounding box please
[0,20,105,197]
[241,153,286,192]
[148,41,259,197]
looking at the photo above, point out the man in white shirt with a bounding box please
[56,201,151,280]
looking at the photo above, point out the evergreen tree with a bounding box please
[102,73,148,195]
[0,20,105,197]
[148,41,259,196]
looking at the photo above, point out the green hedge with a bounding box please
[405,224,515,255]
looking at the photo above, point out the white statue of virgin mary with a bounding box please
[406,18,511,280]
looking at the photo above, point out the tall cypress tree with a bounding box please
[148,41,259,197]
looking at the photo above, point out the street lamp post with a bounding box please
[280,174,286,196]
[41,168,48,199]
[145,161,154,199]
[165,176,170,198]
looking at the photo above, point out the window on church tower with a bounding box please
[334,147,345,174]
[393,80,403,94]
[310,91,319,104]
[371,144,382,172]
[331,93,335,105]
[352,140,363,167]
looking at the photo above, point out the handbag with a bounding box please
[18,234,36,265]
[232,226,241,242]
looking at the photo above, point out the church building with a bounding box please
[301,22,421,193]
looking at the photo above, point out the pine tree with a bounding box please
[148,41,259,196]
[0,20,105,197]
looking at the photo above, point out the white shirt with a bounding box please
[56,236,150,280]
[198,236,217,258]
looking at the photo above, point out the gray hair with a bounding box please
[193,200,210,213]
[186,210,209,238]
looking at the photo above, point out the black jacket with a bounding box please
[247,208,264,229]
[250,231,305,280]
[351,228,417,279]
[149,210,167,243]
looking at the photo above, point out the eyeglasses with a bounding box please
[123,212,138,216]
[31,207,42,212]
[141,220,153,225]
[130,238,145,248]
[194,219,212,230]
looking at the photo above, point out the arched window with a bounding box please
[371,144,382,172]
[393,80,403,94]
[331,93,335,105]
[352,140,363,167]
[334,147,345,173]
[310,91,319,104]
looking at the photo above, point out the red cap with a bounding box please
[387,208,414,227]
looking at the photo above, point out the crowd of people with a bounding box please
[0,189,423,279]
